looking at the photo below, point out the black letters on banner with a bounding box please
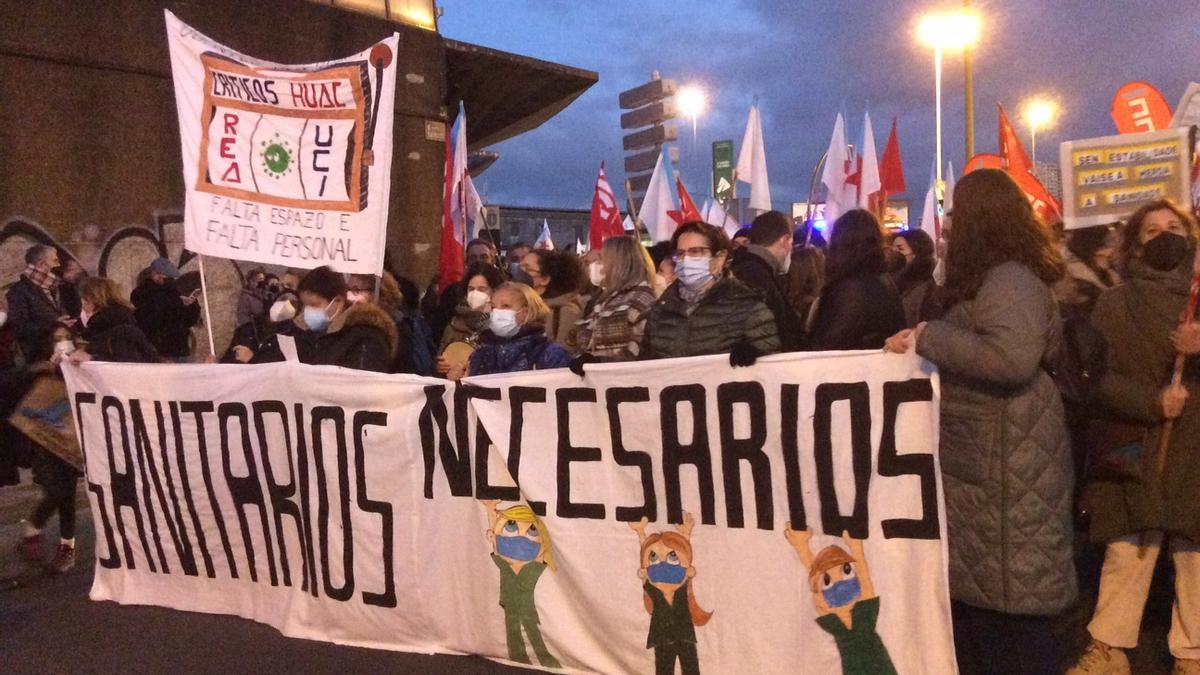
[606,387,656,522]
[151,401,199,577]
[717,382,773,530]
[779,384,807,530]
[310,406,354,602]
[181,400,240,578]
[463,384,517,502]
[102,396,157,572]
[171,401,217,578]
[253,401,307,589]
[353,411,396,608]
[127,400,175,574]
[293,403,320,596]
[507,386,547,515]
[812,383,872,539]
[878,379,941,539]
[556,388,605,519]
[218,402,278,585]
[660,385,716,526]
[75,393,119,570]
[419,385,472,498]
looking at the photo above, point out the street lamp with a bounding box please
[917,9,981,186]
[676,84,707,141]
[1022,98,1058,164]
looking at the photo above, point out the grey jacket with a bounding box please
[917,261,1076,615]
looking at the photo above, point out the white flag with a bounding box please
[920,161,939,234]
[735,105,772,212]
[857,112,882,209]
[704,200,741,237]
[821,113,851,224]
[536,219,555,250]
[944,161,957,213]
[638,151,677,243]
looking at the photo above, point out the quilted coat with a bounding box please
[576,281,657,361]
[1085,259,1200,546]
[641,276,781,359]
[917,261,1076,615]
[469,324,572,376]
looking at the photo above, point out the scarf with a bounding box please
[23,264,59,298]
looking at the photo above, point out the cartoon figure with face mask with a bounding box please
[784,523,896,675]
[482,499,560,669]
[630,512,712,675]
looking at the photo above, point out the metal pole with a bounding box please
[935,47,944,186]
[197,254,216,357]
[963,0,975,164]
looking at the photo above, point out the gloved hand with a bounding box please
[729,342,760,368]
[569,353,599,377]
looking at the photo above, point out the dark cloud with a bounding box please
[442,0,1198,209]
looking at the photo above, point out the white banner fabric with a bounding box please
[165,11,397,274]
[63,352,954,674]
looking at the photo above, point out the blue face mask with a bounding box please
[303,298,336,333]
[647,562,687,585]
[496,534,541,562]
[822,575,862,608]
[675,256,714,289]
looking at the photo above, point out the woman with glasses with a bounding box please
[641,222,780,365]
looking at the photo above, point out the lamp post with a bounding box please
[676,84,707,143]
[917,10,981,187]
[1022,98,1058,165]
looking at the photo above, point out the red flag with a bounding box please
[871,118,905,216]
[588,161,624,250]
[668,178,704,226]
[437,133,463,293]
[998,104,1061,224]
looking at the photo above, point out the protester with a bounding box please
[506,242,533,284]
[429,238,502,339]
[884,169,1072,674]
[647,241,676,296]
[281,270,302,294]
[0,293,26,487]
[890,228,939,327]
[1054,223,1122,320]
[523,249,585,353]
[351,271,434,376]
[730,211,803,350]
[75,277,158,363]
[572,236,658,369]
[235,267,271,328]
[782,221,826,330]
[131,257,200,362]
[642,221,780,363]
[467,282,572,376]
[295,266,396,373]
[7,244,72,360]
[439,262,504,351]
[58,257,85,320]
[1069,201,1200,675]
[806,210,906,351]
[731,227,752,250]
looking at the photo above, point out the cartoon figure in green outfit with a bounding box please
[630,512,712,675]
[483,500,561,669]
[784,523,897,675]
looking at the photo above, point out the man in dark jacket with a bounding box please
[729,211,803,350]
[6,244,71,361]
[295,266,396,372]
[131,258,201,362]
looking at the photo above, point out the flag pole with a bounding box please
[624,178,648,243]
[1156,244,1200,477]
[196,253,216,357]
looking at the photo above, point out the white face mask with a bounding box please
[588,261,606,288]
[0,310,9,329]
[54,340,76,358]
[489,309,521,338]
[269,299,297,323]
[346,290,370,305]
[466,289,490,310]
[779,252,792,275]
[78,308,92,327]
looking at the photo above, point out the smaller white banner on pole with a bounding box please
[165,10,397,274]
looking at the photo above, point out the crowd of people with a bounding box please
[2,167,1198,673]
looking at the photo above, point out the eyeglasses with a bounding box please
[672,246,712,263]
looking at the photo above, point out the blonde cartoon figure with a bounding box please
[630,512,712,675]
[784,523,896,675]
[483,500,560,669]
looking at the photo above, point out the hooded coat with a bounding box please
[131,279,200,358]
[301,302,398,373]
[1086,257,1200,546]
[916,261,1076,615]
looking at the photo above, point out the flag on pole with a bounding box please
[944,161,957,213]
[736,104,772,212]
[668,177,704,226]
[438,102,482,291]
[876,117,906,215]
[847,112,881,209]
[575,237,586,254]
[623,214,635,232]
[998,104,1061,223]
[535,220,555,250]
[704,200,741,237]
[588,161,624,250]
[920,161,941,239]
[821,113,851,223]
[638,151,677,242]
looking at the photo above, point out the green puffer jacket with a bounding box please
[1086,258,1200,546]
[641,276,781,359]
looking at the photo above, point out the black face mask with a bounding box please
[1141,232,1190,271]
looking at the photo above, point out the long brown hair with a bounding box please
[79,277,132,311]
[1118,199,1197,269]
[639,531,713,626]
[601,236,655,298]
[944,169,1063,304]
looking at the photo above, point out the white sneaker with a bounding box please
[1067,640,1131,675]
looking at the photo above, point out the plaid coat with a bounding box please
[576,282,657,361]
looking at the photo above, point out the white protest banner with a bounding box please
[1059,126,1195,229]
[165,11,397,274]
[64,352,953,674]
